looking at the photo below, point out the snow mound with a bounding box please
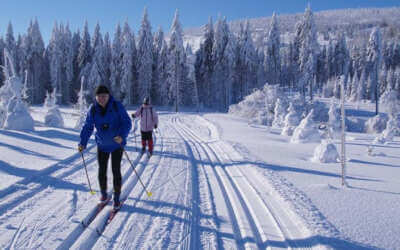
[312,140,339,163]
[291,109,321,143]
[373,117,398,144]
[3,98,34,131]
[45,106,64,128]
[365,113,388,134]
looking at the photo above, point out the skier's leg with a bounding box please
[148,131,154,155]
[97,148,110,198]
[111,148,123,205]
[141,131,146,152]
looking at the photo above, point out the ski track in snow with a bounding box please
[0,113,340,249]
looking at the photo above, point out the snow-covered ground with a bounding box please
[0,104,398,249]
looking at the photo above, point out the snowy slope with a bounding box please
[0,104,398,249]
[183,7,400,50]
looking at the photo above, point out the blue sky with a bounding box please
[0,0,399,43]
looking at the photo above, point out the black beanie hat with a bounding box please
[95,85,110,95]
[143,97,149,105]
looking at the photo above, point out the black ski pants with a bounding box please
[97,148,123,194]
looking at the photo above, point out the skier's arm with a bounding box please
[79,105,95,149]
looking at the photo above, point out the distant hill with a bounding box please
[183,7,400,51]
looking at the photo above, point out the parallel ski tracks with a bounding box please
[70,126,166,249]
[173,115,314,250]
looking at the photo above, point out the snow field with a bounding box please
[175,114,319,249]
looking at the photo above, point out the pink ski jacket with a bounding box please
[133,105,158,132]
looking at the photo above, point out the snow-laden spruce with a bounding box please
[74,77,88,130]
[229,84,283,126]
[0,48,34,131]
[373,116,398,144]
[291,109,321,143]
[44,88,64,128]
[365,113,388,134]
[327,101,341,139]
[281,102,301,136]
[312,140,339,163]
[272,98,288,128]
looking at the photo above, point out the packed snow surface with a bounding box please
[0,103,398,249]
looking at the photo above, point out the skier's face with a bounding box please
[96,93,110,108]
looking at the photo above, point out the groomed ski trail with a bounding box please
[174,114,323,250]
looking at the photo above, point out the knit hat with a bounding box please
[143,97,149,105]
[95,85,110,95]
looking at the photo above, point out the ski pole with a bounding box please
[80,151,96,195]
[121,147,152,197]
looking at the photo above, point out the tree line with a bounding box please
[0,7,399,111]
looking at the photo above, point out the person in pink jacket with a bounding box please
[131,97,159,156]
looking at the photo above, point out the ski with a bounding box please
[106,200,125,224]
[81,196,111,227]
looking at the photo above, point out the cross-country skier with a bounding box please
[78,85,132,209]
[131,97,158,156]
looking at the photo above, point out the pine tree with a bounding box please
[366,27,382,114]
[167,10,185,111]
[5,22,17,73]
[88,24,104,97]
[137,8,154,103]
[158,39,169,105]
[110,24,123,100]
[120,21,134,105]
[298,5,319,100]
[265,12,281,86]
[212,17,235,111]
[78,21,92,88]
[151,27,164,105]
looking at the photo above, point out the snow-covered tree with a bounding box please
[167,10,185,110]
[5,22,17,74]
[264,12,281,86]
[296,5,319,100]
[120,21,135,105]
[281,102,301,136]
[110,23,123,100]
[44,87,64,128]
[195,17,214,108]
[20,19,47,104]
[75,76,88,129]
[291,109,321,143]
[366,27,382,114]
[327,101,341,138]
[1,49,34,131]
[373,115,398,144]
[151,27,165,105]
[365,113,388,134]
[158,39,169,105]
[77,21,92,89]
[212,17,235,111]
[380,86,400,117]
[272,98,287,128]
[137,8,154,103]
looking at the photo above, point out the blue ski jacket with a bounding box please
[79,96,132,152]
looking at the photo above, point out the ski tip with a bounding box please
[147,191,153,197]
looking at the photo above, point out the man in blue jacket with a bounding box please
[78,85,132,209]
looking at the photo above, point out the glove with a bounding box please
[114,136,123,145]
[78,145,84,152]
[154,124,158,129]
[131,113,136,119]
